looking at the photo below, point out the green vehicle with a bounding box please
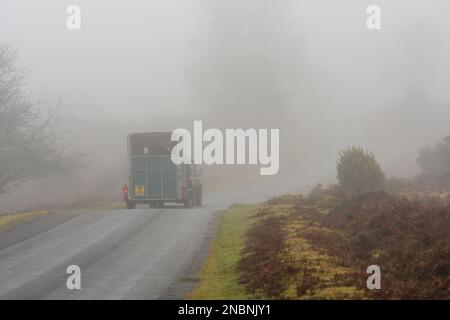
[122,132,202,209]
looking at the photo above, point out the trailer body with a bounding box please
[124,132,202,209]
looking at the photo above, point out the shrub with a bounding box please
[336,146,385,197]
[322,192,450,299]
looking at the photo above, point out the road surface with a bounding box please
[0,175,307,299]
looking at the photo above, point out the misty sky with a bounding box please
[1,0,449,121]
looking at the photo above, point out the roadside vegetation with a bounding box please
[0,210,48,231]
[188,204,259,299]
[191,143,450,300]
[0,201,125,232]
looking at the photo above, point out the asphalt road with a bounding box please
[0,175,307,299]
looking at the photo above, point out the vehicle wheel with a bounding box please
[194,192,200,207]
[127,200,136,209]
[184,193,192,208]
[192,193,197,207]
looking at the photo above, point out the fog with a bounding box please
[1,0,450,212]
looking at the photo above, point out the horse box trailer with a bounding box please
[123,132,202,209]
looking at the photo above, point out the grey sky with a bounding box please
[1,0,449,121]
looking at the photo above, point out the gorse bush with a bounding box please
[337,146,385,197]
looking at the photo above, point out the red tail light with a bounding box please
[122,184,129,194]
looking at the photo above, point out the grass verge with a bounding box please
[0,211,49,231]
[0,202,126,232]
[187,204,259,299]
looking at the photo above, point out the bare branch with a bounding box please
[0,43,83,195]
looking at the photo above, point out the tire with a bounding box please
[194,192,199,207]
[193,192,198,207]
[184,193,193,208]
[197,186,202,206]
[126,200,136,209]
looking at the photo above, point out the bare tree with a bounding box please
[0,43,82,195]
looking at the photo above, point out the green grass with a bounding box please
[0,202,126,232]
[0,211,48,231]
[187,204,259,299]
